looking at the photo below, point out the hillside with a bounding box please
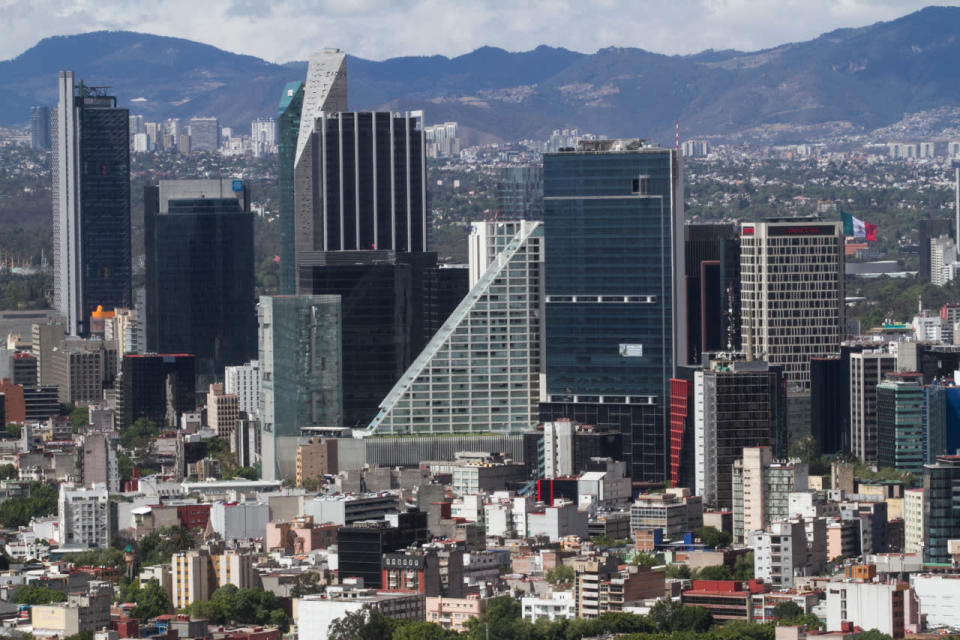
[4,7,960,143]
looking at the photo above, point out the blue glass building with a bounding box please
[539,139,685,484]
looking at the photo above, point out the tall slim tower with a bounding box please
[53,70,131,337]
[538,139,685,483]
[277,82,304,295]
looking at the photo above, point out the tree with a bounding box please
[855,631,893,640]
[0,464,16,480]
[327,606,397,640]
[392,621,459,640]
[545,565,574,585]
[647,598,714,633]
[632,552,660,567]
[69,406,89,432]
[665,563,692,579]
[133,579,170,621]
[788,434,819,463]
[733,551,755,580]
[772,601,804,621]
[696,564,733,580]
[234,466,258,480]
[6,423,21,439]
[12,584,67,604]
[695,526,732,549]
[120,418,161,449]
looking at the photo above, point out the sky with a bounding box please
[1,0,958,63]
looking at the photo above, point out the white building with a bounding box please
[910,574,960,629]
[913,311,943,342]
[297,584,423,640]
[225,360,260,418]
[58,483,109,548]
[903,488,924,555]
[522,590,576,622]
[825,581,910,637]
[849,350,897,463]
[304,492,401,526]
[208,501,269,541]
[739,220,843,390]
[527,499,589,542]
[749,519,824,589]
[931,235,957,287]
[544,420,575,479]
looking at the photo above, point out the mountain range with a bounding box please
[4,6,960,144]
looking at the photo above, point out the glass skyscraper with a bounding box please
[259,295,342,481]
[538,139,685,484]
[923,454,960,564]
[53,70,131,336]
[368,220,544,434]
[144,179,257,381]
[277,82,304,295]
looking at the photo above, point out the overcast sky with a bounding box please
[1,0,957,63]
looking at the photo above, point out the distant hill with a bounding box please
[5,7,960,143]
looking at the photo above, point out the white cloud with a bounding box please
[0,0,956,62]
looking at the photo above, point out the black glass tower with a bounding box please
[684,223,740,364]
[144,180,256,381]
[538,140,685,484]
[53,71,132,336]
[277,82,304,295]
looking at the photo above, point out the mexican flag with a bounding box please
[842,211,877,242]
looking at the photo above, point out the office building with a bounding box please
[876,372,924,473]
[923,454,960,564]
[924,380,960,463]
[259,295,342,481]
[251,117,275,146]
[630,489,703,538]
[171,548,255,609]
[732,447,808,544]
[381,545,465,597]
[23,385,59,422]
[850,350,897,463]
[0,350,37,387]
[684,223,740,363]
[368,220,543,434]
[50,346,102,405]
[144,179,256,380]
[930,235,957,286]
[739,219,843,390]
[32,320,66,386]
[539,139,685,484]
[692,357,785,509]
[496,166,543,220]
[206,383,239,439]
[920,218,954,282]
[53,71,131,337]
[810,343,863,455]
[31,105,51,150]
[224,360,260,418]
[277,81,304,295]
[423,121,459,158]
[544,420,576,479]
[115,353,195,429]
[337,511,430,589]
[187,117,219,152]
[58,482,109,548]
[903,488,924,555]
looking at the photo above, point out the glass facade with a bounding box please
[923,455,960,564]
[369,221,543,434]
[259,295,343,481]
[496,166,543,220]
[144,181,257,382]
[923,383,960,463]
[684,223,740,364]
[277,82,304,295]
[540,141,684,483]
[877,374,924,474]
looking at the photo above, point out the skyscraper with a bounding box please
[684,223,740,364]
[876,372,924,474]
[538,139,685,483]
[495,166,543,220]
[739,219,843,390]
[53,70,132,337]
[923,454,960,564]
[292,51,465,426]
[31,106,51,150]
[144,179,256,380]
[277,81,305,295]
[849,350,897,463]
[259,295,342,481]
[188,117,219,152]
[368,220,544,434]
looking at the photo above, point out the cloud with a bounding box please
[0,0,957,63]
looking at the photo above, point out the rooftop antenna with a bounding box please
[675,120,680,152]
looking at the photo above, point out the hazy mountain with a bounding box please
[4,6,960,144]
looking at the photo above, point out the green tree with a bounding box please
[5,423,21,438]
[733,552,755,580]
[69,406,89,432]
[695,526,732,549]
[234,466,258,480]
[647,598,714,633]
[0,464,17,480]
[133,579,170,621]
[0,483,58,528]
[665,563,692,579]
[855,631,893,640]
[327,606,398,640]
[120,418,161,449]
[788,435,819,463]
[772,601,804,620]
[393,621,459,640]
[696,564,733,580]
[545,565,574,585]
[632,552,660,567]
[12,584,67,604]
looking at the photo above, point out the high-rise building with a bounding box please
[924,380,960,463]
[930,235,957,286]
[876,372,924,473]
[538,139,685,484]
[53,71,132,337]
[224,360,260,418]
[337,511,430,589]
[923,454,960,564]
[495,166,543,220]
[849,350,897,463]
[50,346,102,405]
[543,420,576,479]
[423,121,459,158]
[692,357,786,509]
[259,295,342,481]
[684,223,740,364]
[732,446,808,544]
[903,488,924,555]
[58,482,109,548]
[739,219,843,390]
[206,383,239,439]
[31,105,51,150]
[171,548,255,609]
[251,117,276,146]
[919,218,954,282]
[80,431,119,492]
[144,179,256,380]
[810,343,863,455]
[368,220,543,434]
[187,117,219,152]
[115,353,195,429]
[277,82,305,295]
